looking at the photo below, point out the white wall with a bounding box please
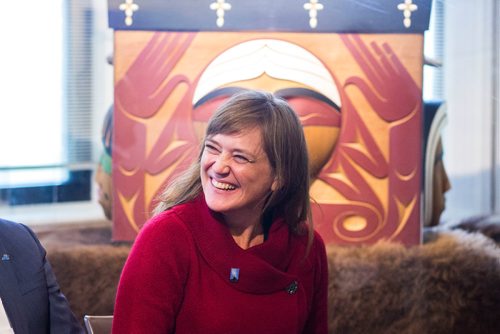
[441,0,498,222]
[91,0,114,163]
[91,0,114,205]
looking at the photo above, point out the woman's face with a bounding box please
[200,127,278,221]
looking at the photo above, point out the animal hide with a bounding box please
[38,224,500,332]
[327,230,500,334]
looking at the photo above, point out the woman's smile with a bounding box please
[200,127,278,222]
[211,178,236,191]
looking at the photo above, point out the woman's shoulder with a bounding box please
[283,225,327,274]
[284,223,327,263]
[311,230,327,259]
[147,198,200,226]
[138,202,199,245]
[292,223,326,247]
[127,209,197,267]
[312,229,326,247]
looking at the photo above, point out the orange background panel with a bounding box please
[113,31,423,245]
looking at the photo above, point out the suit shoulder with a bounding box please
[0,218,37,242]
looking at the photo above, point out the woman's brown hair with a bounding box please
[153,89,311,234]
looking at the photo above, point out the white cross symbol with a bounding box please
[119,0,139,26]
[210,0,232,28]
[303,0,324,29]
[397,0,418,28]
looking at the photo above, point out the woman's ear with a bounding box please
[271,177,279,192]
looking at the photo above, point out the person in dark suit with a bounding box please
[0,218,84,333]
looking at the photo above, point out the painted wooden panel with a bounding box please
[112,31,424,245]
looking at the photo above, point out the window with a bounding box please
[0,0,96,207]
[423,0,444,101]
[435,0,499,222]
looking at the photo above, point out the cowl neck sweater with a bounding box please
[112,194,328,334]
[184,195,305,294]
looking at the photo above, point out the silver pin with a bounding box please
[286,281,298,294]
[2,254,10,261]
[229,268,239,282]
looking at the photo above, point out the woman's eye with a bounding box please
[204,144,219,154]
[234,155,251,164]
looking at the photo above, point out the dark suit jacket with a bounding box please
[0,218,84,334]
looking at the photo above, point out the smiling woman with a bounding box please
[112,90,328,334]
[201,129,278,234]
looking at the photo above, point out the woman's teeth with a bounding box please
[212,179,236,190]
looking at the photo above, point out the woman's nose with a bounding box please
[212,153,231,174]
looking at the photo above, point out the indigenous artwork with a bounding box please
[108,0,432,245]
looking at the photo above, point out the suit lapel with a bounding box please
[0,239,29,334]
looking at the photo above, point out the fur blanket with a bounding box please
[36,223,131,323]
[327,230,500,334]
[38,225,500,333]
[46,244,130,322]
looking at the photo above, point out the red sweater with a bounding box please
[112,195,328,333]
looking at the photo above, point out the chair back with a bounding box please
[83,315,113,334]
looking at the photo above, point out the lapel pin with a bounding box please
[2,254,10,261]
[286,280,298,294]
[229,268,240,282]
